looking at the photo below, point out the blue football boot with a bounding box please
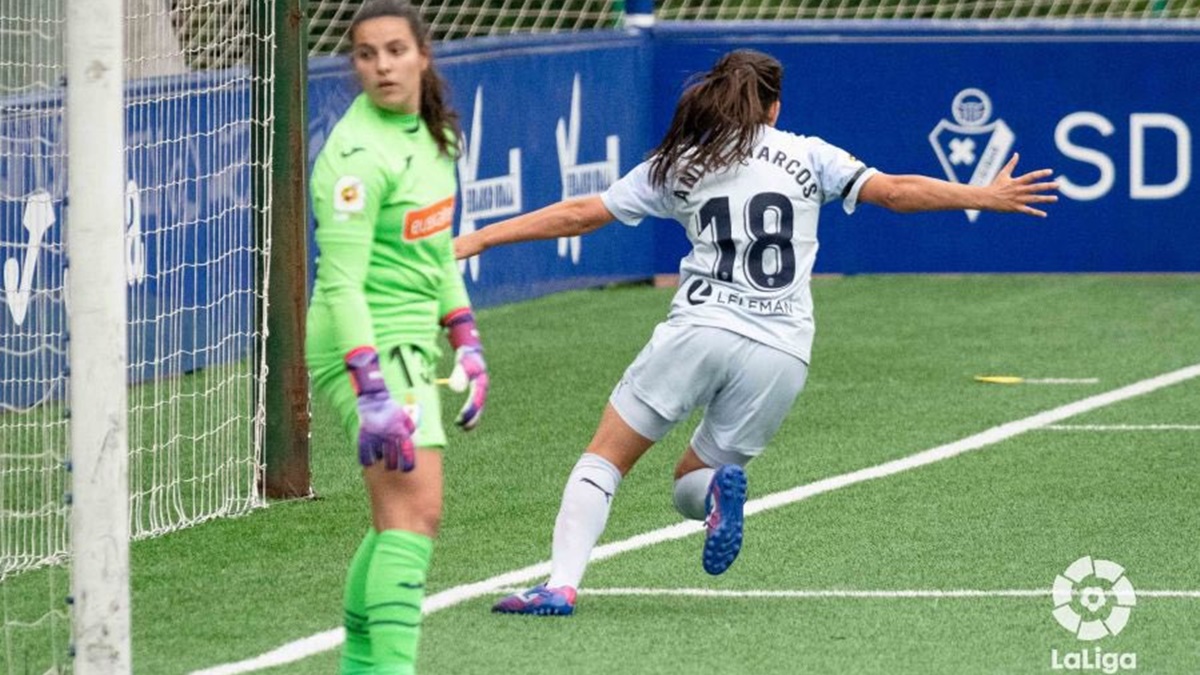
[702,464,748,575]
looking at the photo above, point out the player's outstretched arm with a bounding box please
[454,196,615,259]
[858,153,1059,217]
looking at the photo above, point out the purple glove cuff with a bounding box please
[442,308,482,351]
[345,346,388,396]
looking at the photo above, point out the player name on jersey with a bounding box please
[753,144,820,198]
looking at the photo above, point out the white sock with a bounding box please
[673,467,715,520]
[546,453,622,589]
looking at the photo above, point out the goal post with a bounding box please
[67,1,131,672]
[262,0,313,499]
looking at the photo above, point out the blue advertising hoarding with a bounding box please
[308,31,656,308]
[651,22,1200,274]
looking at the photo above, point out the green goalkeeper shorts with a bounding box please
[309,343,447,451]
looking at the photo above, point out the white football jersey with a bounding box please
[601,125,877,364]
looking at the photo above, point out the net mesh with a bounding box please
[305,0,1199,53]
[0,1,70,672]
[656,0,1199,20]
[308,0,624,54]
[123,0,270,540]
[1,0,273,671]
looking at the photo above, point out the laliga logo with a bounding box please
[457,86,523,281]
[929,88,1015,222]
[555,74,619,264]
[1052,556,1136,640]
[1050,556,1138,673]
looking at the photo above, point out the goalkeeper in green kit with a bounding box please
[305,2,487,673]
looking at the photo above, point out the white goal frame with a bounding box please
[67,0,131,672]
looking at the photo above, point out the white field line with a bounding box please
[1024,378,1101,384]
[1045,424,1200,431]
[496,587,1200,600]
[191,362,1200,675]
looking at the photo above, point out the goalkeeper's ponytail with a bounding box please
[648,50,783,189]
[350,0,462,159]
[417,58,461,160]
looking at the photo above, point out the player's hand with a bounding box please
[346,346,416,471]
[987,153,1059,217]
[356,391,417,471]
[454,233,485,260]
[448,346,488,430]
[441,309,488,430]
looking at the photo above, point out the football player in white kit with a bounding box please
[455,50,1058,616]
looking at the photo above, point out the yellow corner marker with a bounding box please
[974,375,1024,384]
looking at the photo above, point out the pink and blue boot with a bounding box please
[702,464,748,575]
[492,584,577,616]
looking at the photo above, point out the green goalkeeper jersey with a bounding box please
[308,94,467,362]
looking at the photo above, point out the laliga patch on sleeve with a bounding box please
[333,175,366,213]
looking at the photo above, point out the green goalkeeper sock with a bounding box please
[341,529,378,675]
[366,529,433,674]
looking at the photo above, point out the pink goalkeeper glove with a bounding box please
[442,309,489,431]
[346,347,417,471]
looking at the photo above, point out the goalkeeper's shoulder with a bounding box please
[312,130,394,197]
[316,101,395,166]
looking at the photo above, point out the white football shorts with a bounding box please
[609,321,809,467]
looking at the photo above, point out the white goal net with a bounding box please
[655,0,1198,20]
[1,0,273,671]
[308,0,625,53]
[305,0,1198,52]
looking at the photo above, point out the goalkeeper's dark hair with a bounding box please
[648,50,782,188]
[350,0,461,158]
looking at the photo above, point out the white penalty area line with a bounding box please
[498,587,1200,600]
[192,362,1200,675]
[1045,424,1200,431]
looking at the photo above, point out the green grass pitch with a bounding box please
[6,274,1200,674]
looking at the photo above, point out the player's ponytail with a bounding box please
[648,50,782,188]
[350,0,461,158]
